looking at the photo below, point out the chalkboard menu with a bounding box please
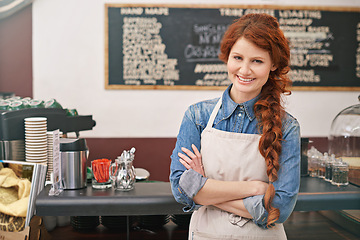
[105,4,360,90]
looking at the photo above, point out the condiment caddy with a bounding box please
[91,147,137,191]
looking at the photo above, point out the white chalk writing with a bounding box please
[122,17,179,85]
[289,69,320,82]
[188,23,228,86]
[219,8,275,17]
[193,64,229,86]
[280,10,334,84]
[121,7,169,16]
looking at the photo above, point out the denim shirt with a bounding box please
[169,84,301,228]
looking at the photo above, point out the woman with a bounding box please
[170,13,300,239]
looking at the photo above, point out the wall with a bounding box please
[32,0,359,139]
[2,0,358,181]
[0,5,33,97]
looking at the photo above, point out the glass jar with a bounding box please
[91,159,112,189]
[331,160,349,186]
[308,146,322,177]
[318,152,328,179]
[324,154,336,182]
[110,147,136,191]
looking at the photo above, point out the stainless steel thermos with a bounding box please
[60,138,88,189]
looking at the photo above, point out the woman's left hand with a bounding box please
[178,144,205,176]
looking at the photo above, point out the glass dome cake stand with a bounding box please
[328,95,360,186]
[327,95,360,236]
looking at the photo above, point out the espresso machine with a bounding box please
[0,107,96,161]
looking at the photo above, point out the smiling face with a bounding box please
[227,37,276,104]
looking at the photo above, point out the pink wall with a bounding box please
[86,138,177,182]
[0,5,33,98]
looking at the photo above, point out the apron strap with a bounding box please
[205,97,222,129]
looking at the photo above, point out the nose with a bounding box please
[239,62,251,76]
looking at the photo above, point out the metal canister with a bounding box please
[61,151,88,189]
[60,138,88,189]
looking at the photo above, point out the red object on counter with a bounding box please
[92,159,111,183]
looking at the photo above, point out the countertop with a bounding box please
[35,177,360,216]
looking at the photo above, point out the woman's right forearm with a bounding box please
[214,199,252,219]
[193,179,267,206]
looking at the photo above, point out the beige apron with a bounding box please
[188,98,287,240]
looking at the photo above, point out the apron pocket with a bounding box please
[228,213,250,227]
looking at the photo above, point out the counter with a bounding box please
[35,177,360,216]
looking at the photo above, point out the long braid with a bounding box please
[254,79,285,226]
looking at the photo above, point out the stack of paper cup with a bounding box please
[24,117,48,164]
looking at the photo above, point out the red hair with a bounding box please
[219,13,292,227]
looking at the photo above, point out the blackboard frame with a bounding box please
[104,4,360,91]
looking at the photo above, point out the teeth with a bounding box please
[238,75,253,82]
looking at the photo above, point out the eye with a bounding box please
[253,59,263,63]
[234,56,242,60]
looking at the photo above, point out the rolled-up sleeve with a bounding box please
[243,195,267,226]
[180,169,208,199]
[243,117,301,228]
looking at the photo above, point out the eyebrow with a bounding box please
[231,52,266,60]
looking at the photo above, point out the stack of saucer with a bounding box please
[24,117,48,165]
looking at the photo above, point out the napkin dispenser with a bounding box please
[60,138,88,189]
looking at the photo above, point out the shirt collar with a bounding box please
[221,84,258,121]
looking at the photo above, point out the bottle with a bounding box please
[318,152,329,179]
[308,147,321,177]
[307,147,315,177]
[313,151,323,178]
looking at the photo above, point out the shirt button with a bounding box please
[238,113,242,117]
